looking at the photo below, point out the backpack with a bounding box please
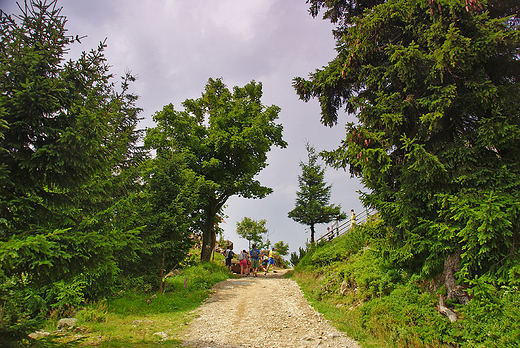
[250,248,259,258]
[226,250,234,259]
[237,252,244,261]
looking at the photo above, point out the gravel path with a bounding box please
[182,269,361,348]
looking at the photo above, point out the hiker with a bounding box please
[350,209,356,229]
[264,247,276,275]
[225,246,234,271]
[238,249,249,277]
[250,244,260,277]
[261,253,268,272]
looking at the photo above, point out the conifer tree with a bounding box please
[0,1,144,339]
[295,0,520,291]
[288,143,346,243]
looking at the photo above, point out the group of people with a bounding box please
[224,244,276,277]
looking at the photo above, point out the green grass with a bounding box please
[30,260,231,347]
[290,223,520,348]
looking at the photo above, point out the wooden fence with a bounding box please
[316,208,377,243]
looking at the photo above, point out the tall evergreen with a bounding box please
[288,143,346,243]
[0,1,145,339]
[295,0,520,293]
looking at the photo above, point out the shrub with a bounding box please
[76,299,109,323]
[454,282,520,347]
[0,273,45,345]
[357,284,452,347]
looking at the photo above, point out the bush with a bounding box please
[454,283,520,347]
[76,299,109,324]
[357,284,452,347]
[291,217,520,348]
[0,273,45,345]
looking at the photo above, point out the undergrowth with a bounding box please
[291,218,520,347]
[25,259,230,348]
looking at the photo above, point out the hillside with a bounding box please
[290,217,520,347]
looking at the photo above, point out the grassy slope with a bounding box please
[30,254,231,347]
[289,219,520,348]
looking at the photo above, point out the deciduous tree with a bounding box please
[236,217,270,249]
[273,240,289,257]
[147,78,287,261]
[140,155,201,292]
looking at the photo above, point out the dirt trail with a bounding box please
[182,269,361,348]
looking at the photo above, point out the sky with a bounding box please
[1,0,367,257]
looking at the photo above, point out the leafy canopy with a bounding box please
[146,78,287,261]
[236,217,270,250]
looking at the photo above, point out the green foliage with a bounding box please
[136,155,201,289]
[356,284,451,347]
[236,217,270,250]
[0,0,146,342]
[273,241,289,257]
[28,261,231,347]
[296,0,520,286]
[146,77,287,261]
[295,222,372,271]
[290,247,307,267]
[48,277,88,315]
[454,280,520,347]
[288,142,346,243]
[101,261,229,317]
[439,190,520,283]
[76,299,109,324]
[0,271,44,344]
[293,218,520,347]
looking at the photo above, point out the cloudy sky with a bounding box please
[1,0,367,256]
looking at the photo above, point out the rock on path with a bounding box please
[182,270,361,348]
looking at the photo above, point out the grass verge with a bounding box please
[30,260,231,348]
[290,220,520,347]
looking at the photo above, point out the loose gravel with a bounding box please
[182,270,361,348]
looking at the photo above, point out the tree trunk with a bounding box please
[310,224,315,244]
[443,251,469,305]
[200,205,217,262]
[158,246,165,293]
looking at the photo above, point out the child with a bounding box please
[261,254,268,272]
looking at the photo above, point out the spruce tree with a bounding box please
[288,143,346,243]
[0,1,144,339]
[295,0,520,291]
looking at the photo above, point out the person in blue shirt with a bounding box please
[249,244,260,277]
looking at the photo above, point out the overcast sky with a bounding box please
[1,0,367,257]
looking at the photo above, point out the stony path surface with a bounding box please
[182,270,361,348]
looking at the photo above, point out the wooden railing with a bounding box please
[316,208,377,243]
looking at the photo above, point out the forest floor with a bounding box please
[181,269,361,348]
